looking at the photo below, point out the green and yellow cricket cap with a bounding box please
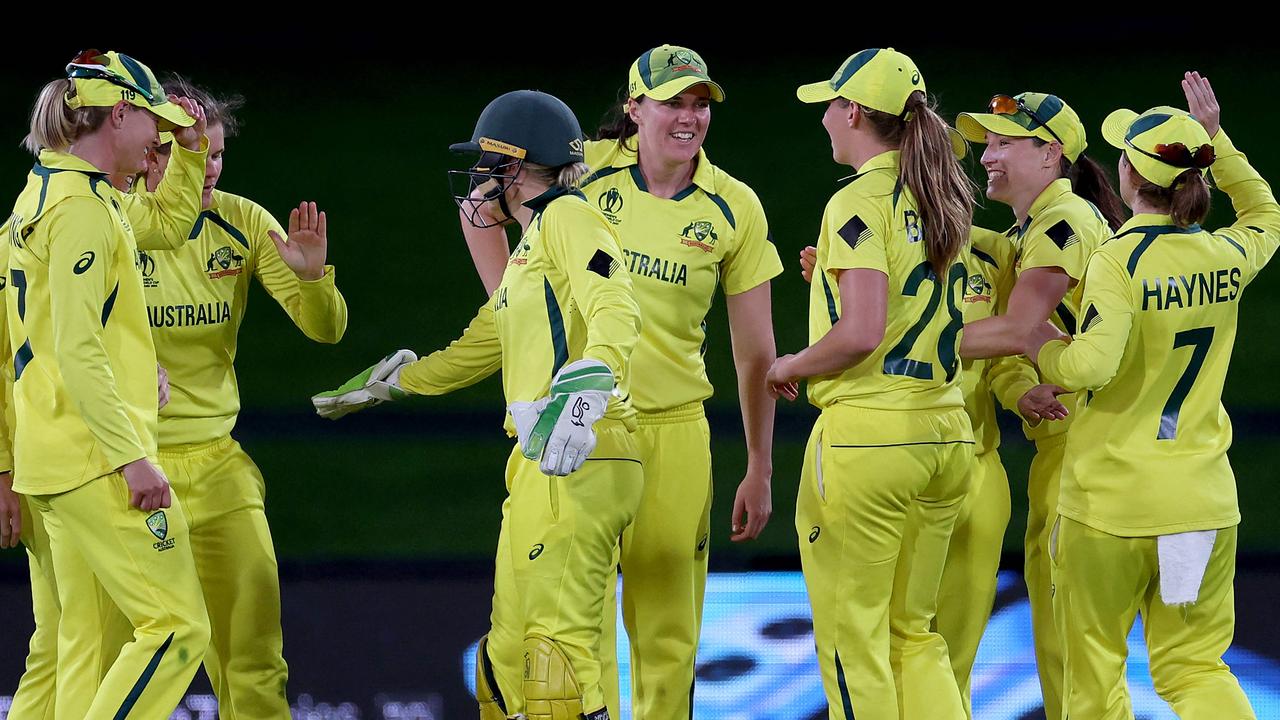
[1102,106,1214,188]
[64,49,194,131]
[957,92,1087,163]
[628,45,725,102]
[796,48,924,116]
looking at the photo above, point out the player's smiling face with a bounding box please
[631,85,712,166]
[980,132,1047,205]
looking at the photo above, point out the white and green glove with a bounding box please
[509,359,616,476]
[312,349,418,420]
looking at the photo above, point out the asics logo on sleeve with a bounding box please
[809,526,821,543]
[73,251,95,274]
[529,544,545,560]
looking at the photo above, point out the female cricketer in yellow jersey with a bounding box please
[313,90,642,720]
[136,76,347,719]
[937,226,1045,717]
[459,45,785,720]
[768,48,977,720]
[797,162,1062,719]
[3,72,218,718]
[1027,73,1274,720]
[5,50,213,719]
[955,90,1125,720]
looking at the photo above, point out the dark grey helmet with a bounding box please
[450,90,585,167]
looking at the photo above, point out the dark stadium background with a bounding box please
[2,29,1279,718]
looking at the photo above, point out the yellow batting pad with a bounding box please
[476,635,510,720]
[523,634,587,720]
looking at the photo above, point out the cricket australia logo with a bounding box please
[598,188,624,225]
[963,273,992,304]
[667,49,700,73]
[136,251,158,288]
[679,220,718,253]
[206,245,245,279]
[508,238,532,267]
[147,511,176,552]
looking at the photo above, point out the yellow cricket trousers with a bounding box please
[29,470,209,719]
[599,402,713,720]
[488,421,644,718]
[797,405,973,720]
[935,448,1010,718]
[159,436,290,719]
[1054,517,1254,720]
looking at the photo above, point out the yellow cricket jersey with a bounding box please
[398,187,641,434]
[4,150,204,494]
[1039,130,1279,536]
[579,139,782,413]
[962,227,1039,456]
[0,142,205,479]
[806,150,968,420]
[1005,178,1111,442]
[145,189,347,446]
[0,240,12,473]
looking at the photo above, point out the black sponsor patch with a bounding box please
[587,249,620,278]
[837,215,873,250]
[1045,219,1079,250]
[1081,303,1102,332]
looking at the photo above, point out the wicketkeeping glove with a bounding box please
[508,359,615,476]
[311,349,418,420]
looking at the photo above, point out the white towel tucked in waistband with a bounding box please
[1157,530,1218,607]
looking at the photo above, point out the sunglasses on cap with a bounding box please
[1124,138,1215,169]
[65,49,158,104]
[989,94,1065,147]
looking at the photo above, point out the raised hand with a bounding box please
[269,202,328,281]
[1182,71,1221,139]
[169,95,207,151]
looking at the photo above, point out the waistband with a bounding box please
[157,435,236,460]
[636,401,705,426]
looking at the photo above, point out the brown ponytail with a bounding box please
[593,85,639,154]
[1065,154,1127,231]
[22,79,110,156]
[1134,169,1212,228]
[861,91,976,278]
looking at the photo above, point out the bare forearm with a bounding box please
[735,348,776,472]
[460,211,511,297]
[960,315,1031,360]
